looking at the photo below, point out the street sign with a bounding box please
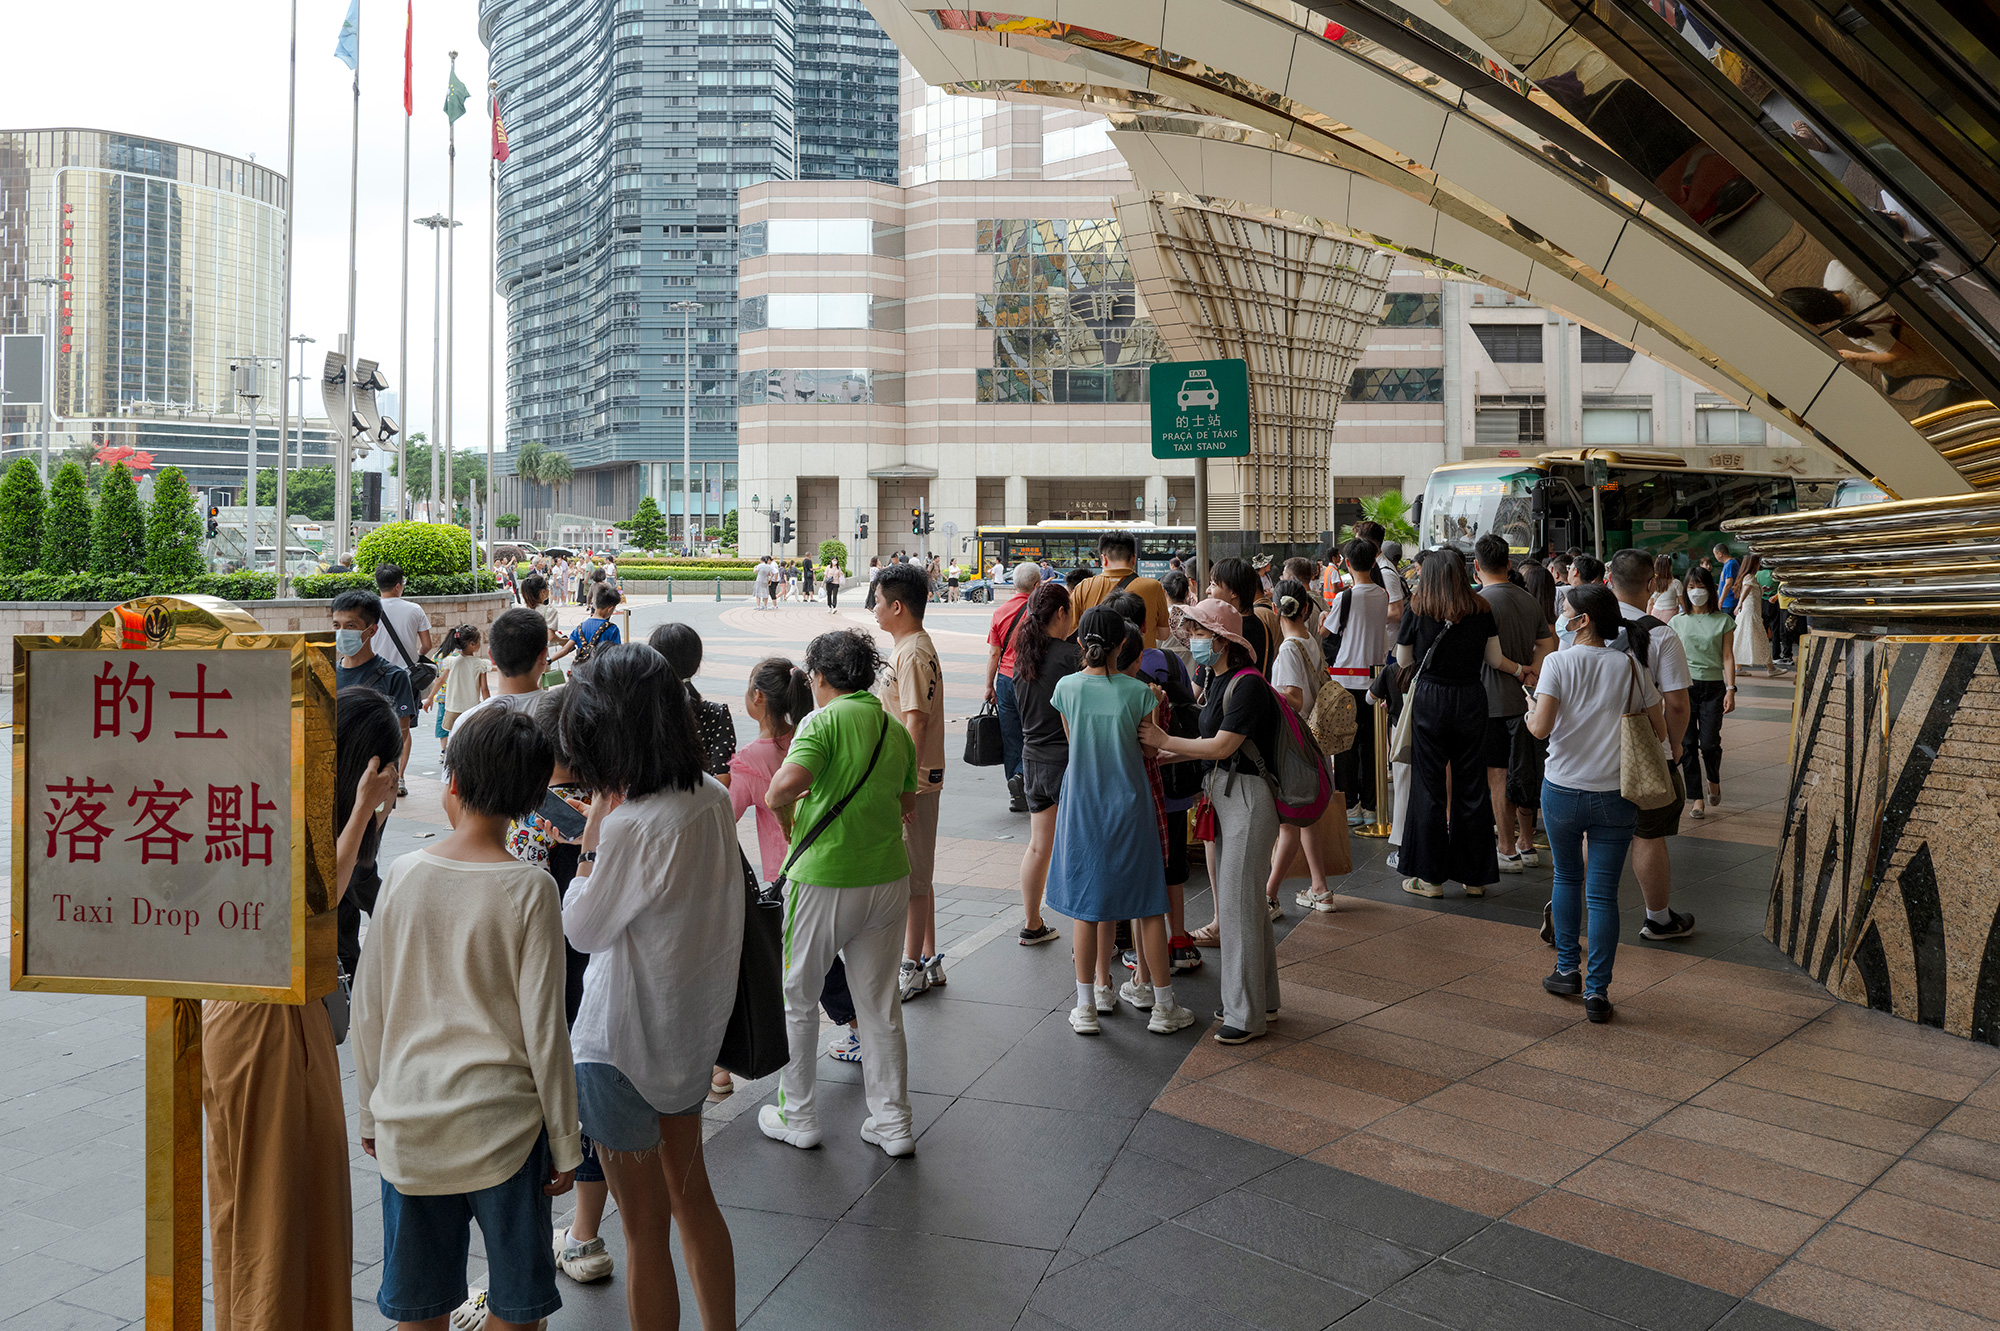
[1150,359,1251,459]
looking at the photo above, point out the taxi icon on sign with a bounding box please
[1177,373,1219,410]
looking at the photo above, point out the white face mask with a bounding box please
[1689,588,1711,606]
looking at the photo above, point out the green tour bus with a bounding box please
[1419,450,1799,566]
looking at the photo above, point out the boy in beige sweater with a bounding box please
[354,705,581,1330]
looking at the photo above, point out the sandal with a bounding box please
[711,1069,734,1095]
[1189,923,1221,948]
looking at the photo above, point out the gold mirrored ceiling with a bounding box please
[869,0,2000,500]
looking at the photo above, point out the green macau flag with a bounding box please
[444,63,469,122]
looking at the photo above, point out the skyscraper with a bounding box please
[480,0,900,544]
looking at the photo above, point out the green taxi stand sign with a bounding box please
[1150,359,1251,459]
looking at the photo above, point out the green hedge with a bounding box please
[613,556,760,570]
[291,571,500,599]
[0,572,278,604]
[619,565,763,580]
[355,522,482,579]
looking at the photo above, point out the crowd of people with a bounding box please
[200,524,1780,1331]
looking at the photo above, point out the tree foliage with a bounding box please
[89,463,147,574]
[624,495,667,549]
[256,466,363,522]
[496,513,521,532]
[144,466,206,581]
[720,507,739,545]
[354,520,480,579]
[41,461,93,572]
[1340,489,1419,546]
[391,437,490,501]
[817,538,850,573]
[0,459,47,575]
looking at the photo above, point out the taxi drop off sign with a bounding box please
[1150,359,1251,459]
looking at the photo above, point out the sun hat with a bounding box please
[1182,598,1257,664]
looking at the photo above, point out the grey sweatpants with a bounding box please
[1211,770,1281,1034]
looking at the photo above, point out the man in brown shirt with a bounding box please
[1069,532,1172,646]
[874,562,948,1001]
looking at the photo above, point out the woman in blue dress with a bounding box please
[1046,608,1197,1037]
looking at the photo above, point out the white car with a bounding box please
[1177,375,1218,409]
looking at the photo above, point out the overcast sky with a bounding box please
[2,0,504,455]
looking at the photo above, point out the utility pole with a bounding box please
[445,50,460,532]
[670,300,701,551]
[414,214,456,520]
[28,276,60,481]
[289,334,315,472]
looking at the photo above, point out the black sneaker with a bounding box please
[1640,909,1697,941]
[1584,994,1613,1023]
[1170,943,1203,973]
[1119,949,1138,972]
[1212,1025,1266,1045]
[1539,900,1555,947]
[1007,775,1027,814]
[1542,969,1582,996]
[1017,923,1060,946]
[1213,1009,1279,1022]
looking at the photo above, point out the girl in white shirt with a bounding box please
[1524,582,1666,1025]
[1648,555,1682,622]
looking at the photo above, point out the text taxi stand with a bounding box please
[10,596,336,1329]
[1151,358,1251,583]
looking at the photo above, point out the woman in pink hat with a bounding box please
[1144,599,1282,1045]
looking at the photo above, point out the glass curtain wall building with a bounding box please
[0,128,327,496]
[480,0,899,543]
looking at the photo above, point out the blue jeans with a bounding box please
[995,671,1024,780]
[1540,780,1637,997]
[377,1131,560,1324]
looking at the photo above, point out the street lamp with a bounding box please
[288,334,315,475]
[414,213,461,521]
[668,300,702,553]
[28,276,61,480]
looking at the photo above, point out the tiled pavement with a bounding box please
[2,597,1996,1329]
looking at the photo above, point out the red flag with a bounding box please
[402,2,413,115]
[491,92,510,162]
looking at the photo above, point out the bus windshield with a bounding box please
[1421,466,1540,554]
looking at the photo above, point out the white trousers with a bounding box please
[777,878,913,1138]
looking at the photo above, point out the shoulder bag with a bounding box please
[717,711,891,1080]
[377,613,439,695]
[1617,653,1679,810]
[1388,619,1454,765]
[964,701,1005,766]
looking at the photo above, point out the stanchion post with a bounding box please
[1355,668,1393,838]
[144,996,202,1329]
[713,576,721,602]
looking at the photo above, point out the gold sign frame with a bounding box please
[10,594,337,1004]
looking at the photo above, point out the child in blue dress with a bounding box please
[1046,607,1196,1036]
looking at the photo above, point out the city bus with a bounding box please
[1418,450,1798,566]
[974,522,1198,585]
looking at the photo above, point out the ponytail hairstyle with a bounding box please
[1274,577,1313,623]
[447,624,480,656]
[748,656,813,737]
[1076,606,1127,669]
[1011,582,1072,683]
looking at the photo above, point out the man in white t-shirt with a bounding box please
[1326,538,1390,824]
[753,557,777,610]
[1605,549,1696,942]
[1354,522,1405,629]
[371,563,434,795]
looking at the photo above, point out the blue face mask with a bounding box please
[1191,637,1216,666]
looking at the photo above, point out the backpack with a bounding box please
[1309,669,1357,755]
[1221,670,1333,826]
[571,617,614,667]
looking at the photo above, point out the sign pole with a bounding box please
[1151,358,1248,589]
[144,996,202,1329]
[1194,457,1209,589]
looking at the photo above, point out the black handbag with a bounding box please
[964,701,1004,766]
[715,849,787,1080]
[377,613,438,695]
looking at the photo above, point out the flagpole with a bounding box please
[275,0,297,597]
[397,5,411,522]
[486,81,500,566]
[445,51,458,535]
[338,41,360,565]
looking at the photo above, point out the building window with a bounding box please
[1471,323,1544,363]
[738,367,874,404]
[1476,394,1546,444]
[1378,292,1440,327]
[595,471,614,506]
[1582,408,1653,444]
[1346,367,1442,403]
[758,292,869,328]
[1696,408,1765,445]
[1580,329,1635,363]
[1043,120,1114,163]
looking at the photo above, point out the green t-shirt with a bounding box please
[782,691,917,888]
[1673,609,1734,682]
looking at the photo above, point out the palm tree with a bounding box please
[512,441,573,542]
[1341,489,1419,546]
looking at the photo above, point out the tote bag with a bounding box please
[1617,654,1679,811]
[715,849,788,1079]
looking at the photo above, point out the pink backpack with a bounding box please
[1220,671,1333,826]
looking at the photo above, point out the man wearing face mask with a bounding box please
[331,589,417,977]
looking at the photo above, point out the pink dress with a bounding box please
[728,734,792,882]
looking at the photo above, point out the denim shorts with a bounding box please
[576,1062,704,1153]
[377,1132,560,1325]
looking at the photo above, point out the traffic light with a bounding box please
[911,507,922,535]
[857,510,869,540]
[770,518,783,546]
[923,512,936,536]
[782,517,796,547]
[206,504,220,540]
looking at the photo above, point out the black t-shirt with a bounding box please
[1397,608,1497,687]
[1239,611,1271,673]
[1201,665,1279,775]
[1017,639,1082,763]
[337,654,417,719]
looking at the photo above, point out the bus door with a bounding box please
[1534,469,1588,555]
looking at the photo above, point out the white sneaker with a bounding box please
[553,1226,614,1283]
[922,954,946,988]
[859,1116,915,1158]
[1498,853,1524,874]
[827,1029,862,1063]
[758,1103,822,1149]
[1520,849,1539,867]
[1118,978,1155,1010]
[1148,1001,1196,1035]
[1094,983,1116,1013]
[1688,800,1706,821]
[1069,1004,1101,1035]
[899,958,929,1001]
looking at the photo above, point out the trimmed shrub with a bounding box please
[292,570,499,600]
[144,466,205,581]
[41,460,93,573]
[0,571,277,603]
[0,459,46,575]
[353,521,481,580]
[89,463,147,574]
[817,539,850,574]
